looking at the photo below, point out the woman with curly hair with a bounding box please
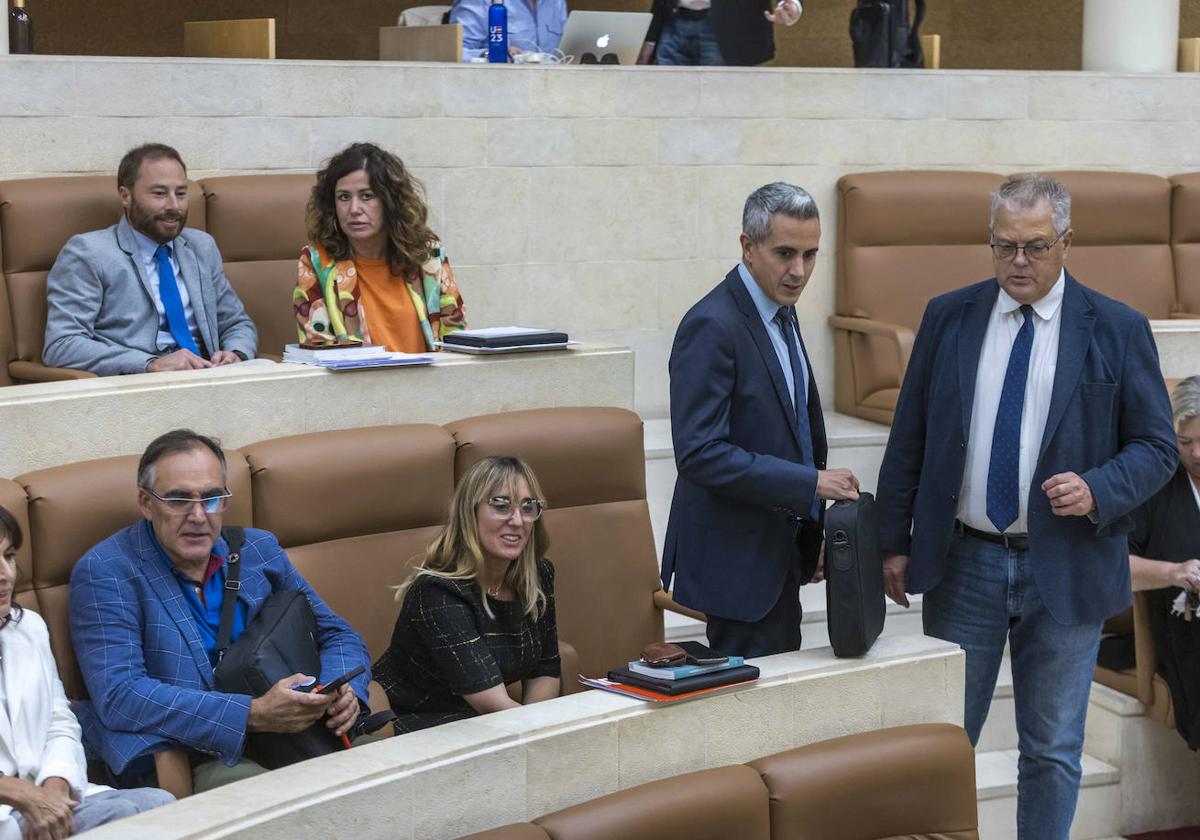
[294,143,466,351]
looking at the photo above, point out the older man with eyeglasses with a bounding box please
[68,429,371,793]
[876,173,1177,839]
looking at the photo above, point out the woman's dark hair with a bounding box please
[306,142,437,276]
[0,505,24,625]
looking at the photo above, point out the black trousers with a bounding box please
[705,567,801,658]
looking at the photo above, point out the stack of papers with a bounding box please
[282,344,434,371]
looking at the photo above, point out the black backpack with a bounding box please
[849,0,927,68]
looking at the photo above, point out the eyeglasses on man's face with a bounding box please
[989,229,1067,262]
[485,496,545,522]
[142,487,232,515]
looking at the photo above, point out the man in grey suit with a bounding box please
[44,143,256,375]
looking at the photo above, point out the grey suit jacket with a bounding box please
[43,215,257,375]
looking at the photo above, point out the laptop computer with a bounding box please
[559,11,653,66]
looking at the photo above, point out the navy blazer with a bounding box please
[69,523,371,774]
[662,268,827,623]
[876,273,1178,625]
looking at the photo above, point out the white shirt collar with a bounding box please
[996,267,1065,321]
[128,222,176,263]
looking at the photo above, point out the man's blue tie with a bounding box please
[153,245,200,355]
[986,304,1034,533]
[775,306,821,520]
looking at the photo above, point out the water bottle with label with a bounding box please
[487,0,508,63]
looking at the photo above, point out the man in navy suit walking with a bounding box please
[877,174,1177,838]
[662,182,860,658]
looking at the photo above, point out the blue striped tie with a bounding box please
[154,245,200,355]
[986,304,1034,533]
[775,306,821,519]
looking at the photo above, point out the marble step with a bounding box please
[975,749,1121,840]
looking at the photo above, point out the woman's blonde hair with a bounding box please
[394,456,550,618]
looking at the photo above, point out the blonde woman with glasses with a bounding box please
[372,456,561,733]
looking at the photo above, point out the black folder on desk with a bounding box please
[607,664,760,695]
[442,329,568,349]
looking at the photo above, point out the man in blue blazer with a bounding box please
[43,143,257,376]
[877,174,1177,839]
[69,430,371,791]
[663,182,860,657]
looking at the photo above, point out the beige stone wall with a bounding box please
[4,56,1200,417]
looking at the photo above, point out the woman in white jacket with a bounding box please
[0,507,173,840]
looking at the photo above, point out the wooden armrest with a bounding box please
[1132,591,1158,709]
[154,750,193,800]
[827,315,916,373]
[8,360,97,382]
[256,353,282,362]
[652,589,707,622]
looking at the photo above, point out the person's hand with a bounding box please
[146,349,212,372]
[636,42,655,65]
[764,0,802,26]
[324,683,360,738]
[816,468,860,501]
[209,350,242,366]
[1042,472,1095,517]
[247,674,334,734]
[883,552,910,607]
[14,778,75,840]
[1170,559,1200,592]
[810,541,825,583]
[507,45,524,57]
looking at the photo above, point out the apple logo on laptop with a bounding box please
[596,33,611,49]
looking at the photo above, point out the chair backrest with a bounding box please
[463,724,977,840]
[534,765,770,840]
[1170,173,1200,315]
[1042,170,1175,319]
[837,169,1178,325]
[446,407,662,680]
[200,174,314,358]
[239,424,456,661]
[747,723,979,840]
[0,176,207,376]
[14,450,250,700]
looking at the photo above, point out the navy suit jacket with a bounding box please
[662,268,827,623]
[876,273,1177,625]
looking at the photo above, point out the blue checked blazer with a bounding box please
[69,522,370,774]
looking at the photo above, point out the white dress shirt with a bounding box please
[958,269,1066,534]
[129,227,200,353]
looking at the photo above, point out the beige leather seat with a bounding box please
[200,174,314,359]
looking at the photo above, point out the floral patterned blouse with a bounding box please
[293,242,467,350]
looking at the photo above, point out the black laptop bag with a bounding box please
[824,492,886,657]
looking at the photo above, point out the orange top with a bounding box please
[353,257,426,353]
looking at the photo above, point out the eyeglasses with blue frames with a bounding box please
[485,496,545,522]
[989,229,1067,262]
[142,487,232,514]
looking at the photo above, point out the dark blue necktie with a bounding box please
[775,304,817,461]
[986,304,1034,533]
[154,245,199,355]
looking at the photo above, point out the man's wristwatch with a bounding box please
[232,350,248,361]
